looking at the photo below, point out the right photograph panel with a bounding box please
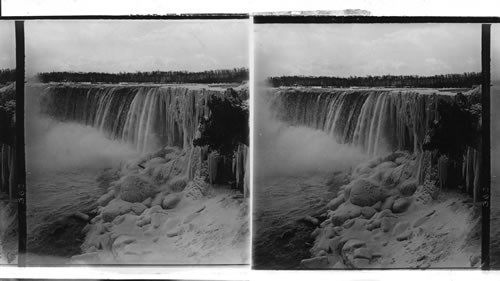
[253,23,484,269]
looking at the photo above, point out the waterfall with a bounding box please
[271,87,481,197]
[38,84,248,187]
[40,85,214,153]
[271,88,446,156]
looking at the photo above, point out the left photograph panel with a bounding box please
[0,20,19,265]
[24,19,250,265]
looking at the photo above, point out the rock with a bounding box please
[151,192,165,206]
[381,217,394,232]
[343,219,355,229]
[392,221,410,236]
[300,215,319,225]
[372,201,382,211]
[113,215,126,225]
[366,219,381,231]
[353,247,372,260]
[142,197,152,208]
[151,212,167,228]
[169,177,188,192]
[130,203,147,215]
[326,195,345,211]
[300,256,329,268]
[72,212,90,221]
[398,180,418,196]
[98,190,116,206]
[417,255,426,262]
[162,193,182,209]
[331,203,362,226]
[392,197,411,213]
[117,174,159,203]
[396,230,413,241]
[342,239,366,252]
[352,258,370,268]
[166,227,183,237]
[361,206,376,219]
[425,210,436,217]
[349,179,384,207]
[136,214,151,227]
[97,233,112,250]
[377,209,396,219]
[381,196,395,210]
[328,237,341,253]
[112,235,136,250]
[101,200,134,223]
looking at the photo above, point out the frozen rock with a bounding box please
[392,197,411,213]
[98,190,116,206]
[396,230,413,241]
[141,197,152,208]
[353,247,372,260]
[361,206,376,219]
[398,179,418,196]
[381,196,395,210]
[168,177,188,192]
[349,179,384,207]
[352,258,370,268]
[151,212,167,228]
[392,221,410,236]
[130,202,147,215]
[299,256,329,268]
[342,239,366,252]
[381,217,394,232]
[117,174,158,203]
[162,193,182,209]
[151,192,165,206]
[101,200,134,223]
[331,203,362,226]
[326,195,345,211]
[166,227,184,237]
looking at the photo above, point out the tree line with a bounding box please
[268,72,482,88]
[0,69,16,85]
[38,68,249,84]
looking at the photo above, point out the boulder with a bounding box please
[151,192,165,206]
[349,179,384,207]
[326,195,345,211]
[331,203,362,226]
[97,190,116,206]
[162,193,182,209]
[72,212,90,221]
[130,202,147,215]
[381,196,396,210]
[141,197,152,208]
[398,179,418,196]
[353,247,372,260]
[360,206,376,219]
[117,174,159,203]
[101,200,134,223]
[392,197,411,213]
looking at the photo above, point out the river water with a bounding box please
[252,173,342,269]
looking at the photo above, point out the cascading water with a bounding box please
[40,85,214,154]
[271,88,445,156]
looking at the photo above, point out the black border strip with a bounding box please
[254,15,500,24]
[0,14,249,20]
[15,20,26,267]
[481,23,491,270]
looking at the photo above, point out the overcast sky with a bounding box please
[256,23,482,79]
[0,21,16,69]
[26,20,248,76]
